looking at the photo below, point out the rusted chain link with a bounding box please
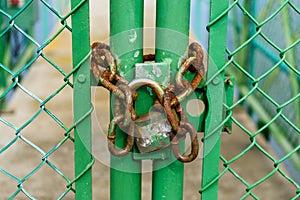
[173,42,205,105]
[91,42,134,156]
[171,122,199,163]
[107,115,134,156]
[163,42,204,162]
[91,42,205,162]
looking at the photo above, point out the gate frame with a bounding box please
[71,0,230,199]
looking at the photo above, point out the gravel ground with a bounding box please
[0,0,296,199]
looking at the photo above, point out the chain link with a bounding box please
[91,42,205,162]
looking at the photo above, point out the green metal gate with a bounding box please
[0,0,299,199]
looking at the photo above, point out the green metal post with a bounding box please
[71,0,92,199]
[155,0,191,79]
[201,0,228,199]
[152,1,190,200]
[110,1,143,200]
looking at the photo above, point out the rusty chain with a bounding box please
[91,42,205,162]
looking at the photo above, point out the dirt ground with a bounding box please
[0,0,297,199]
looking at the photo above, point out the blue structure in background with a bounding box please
[190,0,209,50]
[35,1,69,44]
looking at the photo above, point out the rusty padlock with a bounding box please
[128,78,172,154]
[134,110,172,153]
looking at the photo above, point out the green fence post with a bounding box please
[71,0,92,199]
[110,1,143,200]
[152,1,190,199]
[201,0,228,200]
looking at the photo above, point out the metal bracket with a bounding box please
[135,62,171,89]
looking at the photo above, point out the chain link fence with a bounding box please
[0,0,92,199]
[199,0,300,199]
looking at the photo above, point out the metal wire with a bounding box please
[0,1,92,199]
[201,0,300,199]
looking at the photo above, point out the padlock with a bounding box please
[134,110,172,153]
[128,78,172,154]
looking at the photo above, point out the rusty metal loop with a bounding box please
[92,42,114,68]
[128,78,165,103]
[163,86,179,133]
[188,42,204,73]
[171,122,199,163]
[171,80,194,106]
[100,71,125,100]
[175,42,204,91]
[107,115,134,156]
[92,42,110,51]
[91,42,117,82]
[163,85,189,134]
[128,78,165,124]
[114,83,134,127]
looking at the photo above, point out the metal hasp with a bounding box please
[110,0,143,200]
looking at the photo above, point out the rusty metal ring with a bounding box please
[128,78,164,103]
[172,81,194,106]
[163,86,179,133]
[128,79,164,122]
[107,115,134,156]
[175,57,203,91]
[100,71,125,100]
[188,42,204,72]
[171,122,199,163]
[91,42,117,82]
[163,86,188,133]
[175,42,204,91]
[92,42,114,67]
[114,83,134,127]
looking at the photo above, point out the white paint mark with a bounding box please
[152,64,162,78]
[134,50,140,58]
[128,30,137,43]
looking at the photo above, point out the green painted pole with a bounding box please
[152,1,190,200]
[110,1,143,200]
[71,0,92,199]
[155,0,191,79]
[201,0,228,199]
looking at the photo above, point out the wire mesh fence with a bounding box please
[0,0,92,199]
[0,0,300,199]
[200,0,300,199]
